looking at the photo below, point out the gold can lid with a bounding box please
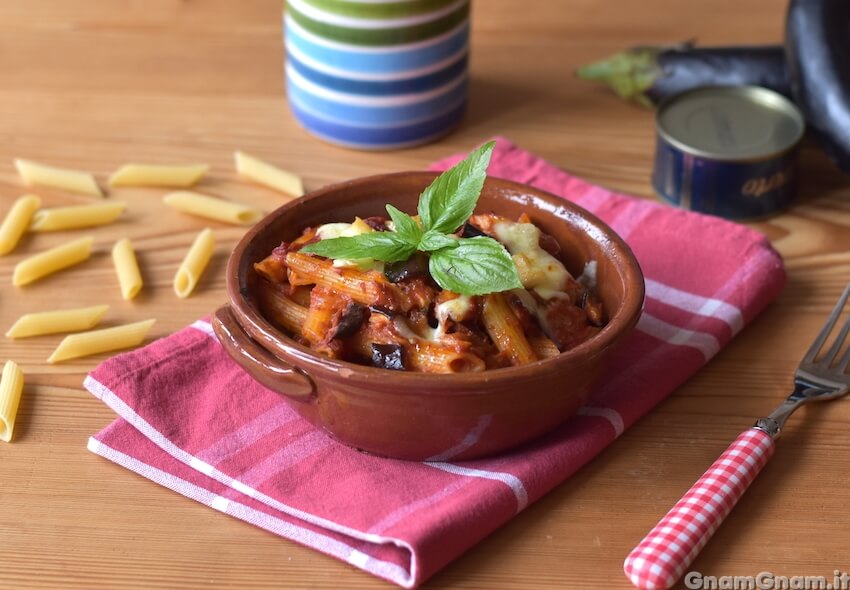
[656,86,805,161]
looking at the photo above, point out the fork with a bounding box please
[623,283,850,590]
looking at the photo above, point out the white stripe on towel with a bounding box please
[636,313,721,361]
[423,462,529,513]
[578,406,625,437]
[87,437,415,588]
[645,278,744,334]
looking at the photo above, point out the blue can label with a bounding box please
[652,134,798,220]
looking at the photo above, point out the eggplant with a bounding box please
[384,252,430,283]
[786,0,850,176]
[577,43,789,106]
[459,222,490,239]
[331,303,366,339]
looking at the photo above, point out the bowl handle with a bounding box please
[212,305,315,401]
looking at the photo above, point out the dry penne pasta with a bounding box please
[112,239,142,300]
[174,228,215,298]
[47,319,156,364]
[0,361,24,442]
[5,304,109,339]
[12,236,94,286]
[109,163,209,187]
[0,195,41,255]
[163,191,263,226]
[234,150,303,197]
[14,158,102,197]
[29,202,126,232]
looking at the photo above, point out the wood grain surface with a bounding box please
[1,1,850,588]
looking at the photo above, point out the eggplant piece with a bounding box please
[384,252,430,283]
[786,0,850,176]
[362,216,389,232]
[459,222,491,239]
[331,303,366,339]
[370,343,405,371]
[577,43,789,106]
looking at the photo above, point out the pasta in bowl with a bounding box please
[214,148,644,460]
[251,211,605,373]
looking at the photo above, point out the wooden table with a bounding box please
[2,1,849,588]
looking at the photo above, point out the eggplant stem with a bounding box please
[576,47,664,107]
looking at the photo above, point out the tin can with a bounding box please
[652,86,805,220]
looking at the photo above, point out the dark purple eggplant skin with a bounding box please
[649,45,790,103]
[331,303,366,339]
[786,0,850,176]
[459,222,490,239]
[384,252,430,283]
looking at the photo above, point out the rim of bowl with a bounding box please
[226,171,645,388]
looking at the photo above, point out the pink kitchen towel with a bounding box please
[85,138,786,588]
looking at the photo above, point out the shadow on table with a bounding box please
[462,76,543,133]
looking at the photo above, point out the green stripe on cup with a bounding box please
[299,0,458,19]
[287,1,469,46]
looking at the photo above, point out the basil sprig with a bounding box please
[300,142,523,296]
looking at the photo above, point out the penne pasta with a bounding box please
[174,228,215,298]
[0,194,41,256]
[407,341,486,374]
[302,286,343,345]
[47,319,156,364]
[249,146,608,372]
[0,361,24,442]
[14,158,102,197]
[29,201,126,232]
[285,252,407,311]
[112,239,143,300]
[12,236,94,286]
[109,163,209,187]
[163,191,263,226]
[482,293,537,366]
[256,280,308,333]
[234,150,303,197]
[5,304,108,339]
[529,335,561,359]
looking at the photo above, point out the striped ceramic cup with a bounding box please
[284,0,470,150]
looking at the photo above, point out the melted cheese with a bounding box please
[315,218,383,271]
[578,260,597,289]
[392,316,441,343]
[435,295,472,326]
[493,221,570,299]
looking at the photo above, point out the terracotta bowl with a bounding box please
[213,172,644,461]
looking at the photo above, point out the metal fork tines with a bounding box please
[756,283,850,439]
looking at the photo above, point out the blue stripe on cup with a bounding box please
[287,49,467,95]
[286,67,468,127]
[284,13,469,77]
[288,94,467,149]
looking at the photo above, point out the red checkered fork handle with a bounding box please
[623,428,775,590]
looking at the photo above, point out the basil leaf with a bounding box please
[428,236,522,296]
[419,230,459,252]
[418,141,495,235]
[300,232,416,263]
[385,204,422,245]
